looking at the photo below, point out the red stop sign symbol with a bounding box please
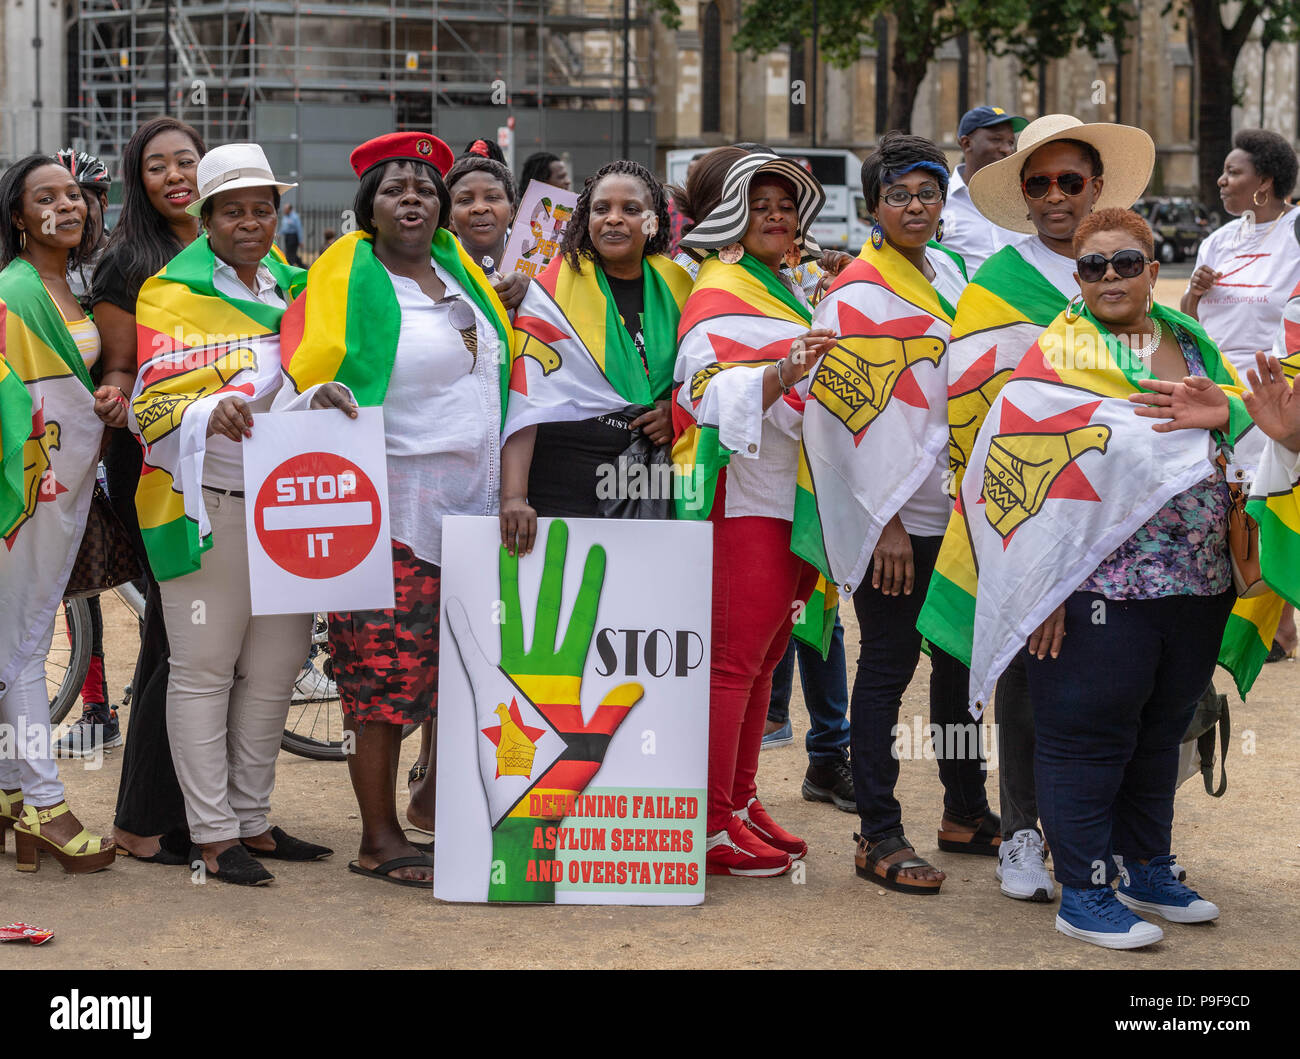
[254,452,381,579]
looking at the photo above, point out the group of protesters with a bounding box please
[3,105,1299,953]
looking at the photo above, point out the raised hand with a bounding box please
[1129,375,1230,433]
[1244,352,1300,452]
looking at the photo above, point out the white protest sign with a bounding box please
[499,180,579,279]
[241,406,393,615]
[434,515,711,905]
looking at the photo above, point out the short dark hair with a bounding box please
[560,160,671,271]
[0,153,98,269]
[1233,128,1299,200]
[445,156,517,206]
[1073,207,1154,259]
[1020,137,1104,183]
[861,131,950,212]
[519,152,562,197]
[352,159,451,235]
[199,186,282,226]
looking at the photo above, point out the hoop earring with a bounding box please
[870,223,884,251]
[1147,290,1154,315]
[1253,187,1268,208]
[1064,292,1085,322]
[935,218,945,243]
[18,228,25,251]
[718,242,744,265]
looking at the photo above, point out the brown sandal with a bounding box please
[937,811,1002,856]
[854,833,943,895]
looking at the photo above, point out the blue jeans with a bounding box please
[1024,589,1234,889]
[767,612,849,765]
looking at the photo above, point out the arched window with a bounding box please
[701,2,721,134]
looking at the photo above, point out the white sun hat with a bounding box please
[967,115,1155,234]
[186,142,298,217]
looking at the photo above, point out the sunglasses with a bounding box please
[1076,249,1151,284]
[1021,171,1092,199]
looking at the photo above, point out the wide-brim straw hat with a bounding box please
[968,115,1155,234]
[680,152,824,259]
[187,142,298,216]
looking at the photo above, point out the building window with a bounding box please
[874,16,888,136]
[789,37,805,134]
[701,2,721,134]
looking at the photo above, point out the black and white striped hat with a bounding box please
[679,152,824,259]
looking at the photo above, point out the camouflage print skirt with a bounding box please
[327,540,439,727]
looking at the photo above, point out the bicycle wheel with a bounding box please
[279,614,419,760]
[47,598,93,725]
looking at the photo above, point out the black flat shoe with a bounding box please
[190,844,274,886]
[242,826,333,861]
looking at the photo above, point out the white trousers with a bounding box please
[0,620,64,805]
[159,490,311,844]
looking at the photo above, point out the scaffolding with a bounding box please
[71,0,658,173]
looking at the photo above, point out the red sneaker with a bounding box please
[706,815,792,877]
[737,798,808,859]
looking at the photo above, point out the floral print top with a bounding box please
[1078,325,1233,600]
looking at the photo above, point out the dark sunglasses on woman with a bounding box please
[1075,249,1151,284]
[1021,171,1092,199]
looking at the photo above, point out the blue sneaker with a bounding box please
[54,705,122,758]
[1055,885,1164,949]
[1116,855,1220,923]
[760,720,793,750]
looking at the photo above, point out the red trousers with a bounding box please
[707,507,818,831]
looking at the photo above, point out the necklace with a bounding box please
[1132,317,1162,360]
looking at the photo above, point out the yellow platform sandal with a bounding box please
[13,802,116,873]
[0,789,23,853]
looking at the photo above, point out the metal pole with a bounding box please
[32,0,43,151]
[810,0,819,147]
[621,0,631,157]
[164,0,172,115]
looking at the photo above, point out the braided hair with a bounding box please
[560,160,671,271]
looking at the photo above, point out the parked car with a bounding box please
[1134,197,1216,264]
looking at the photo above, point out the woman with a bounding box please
[280,132,512,888]
[1184,131,1300,659]
[0,154,118,872]
[953,115,1155,900]
[499,161,691,549]
[90,117,207,865]
[519,151,571,195]
[129,143,337,885]
[924,207,1251,948]
[798,132,996,896]
[669,151,836,876]
[445,155,528,311]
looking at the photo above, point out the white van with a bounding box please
[665,147,868,253]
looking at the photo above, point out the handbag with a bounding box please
[594,405,673,521]
[1216,453,1266,598]
[1177,683,1228,797]
[64,483,143,598]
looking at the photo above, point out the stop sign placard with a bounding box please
[253,451,381,579]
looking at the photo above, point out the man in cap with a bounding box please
[940,106,1028,272]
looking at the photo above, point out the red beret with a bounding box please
[350,133,454,179]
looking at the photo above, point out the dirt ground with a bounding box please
[4,573,1298,972]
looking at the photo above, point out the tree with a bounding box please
[651,0,1124,134]
[1175,2,1300,211]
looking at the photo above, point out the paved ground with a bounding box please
[3,578,1297,971]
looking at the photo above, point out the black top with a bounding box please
[528,269,655,517]
[89,244,143,313]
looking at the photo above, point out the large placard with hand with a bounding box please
[435,516,711,905]
[241,406,394,615]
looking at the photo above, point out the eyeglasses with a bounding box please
[1021,171,1092,199]
[1075,249,1151,283]
[881,185,944,208]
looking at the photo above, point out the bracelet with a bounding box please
[775,357,792,395]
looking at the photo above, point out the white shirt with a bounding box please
[940,164,1022,275]
[1193,209,1300,377]
[1015,233,1080,297]
[203,261,286,489]
[381,259,501,566]
[898,247,968,537]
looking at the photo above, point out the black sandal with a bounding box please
[243,826,334,861]
[408,762,429,785]
[190,844,274,886]
[854,833,943,895]
[937,811,1002,856]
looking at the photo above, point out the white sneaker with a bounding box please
[996,828,1055,902]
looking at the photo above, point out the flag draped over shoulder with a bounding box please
[794,238,956,596]
[916,302,1272,711]
[280,228,512,422]
[504,253,692,438]
[0,259,100,693]
[1247,439,1300,612]
[946,244,1069,492]
[130,235,306,581]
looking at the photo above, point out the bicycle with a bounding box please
[48,587,371,761]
